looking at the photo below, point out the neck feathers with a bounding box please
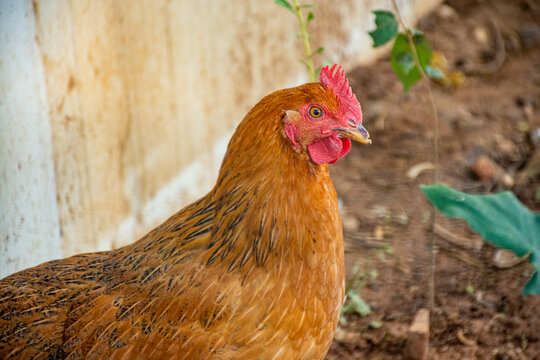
[202,86,341,275]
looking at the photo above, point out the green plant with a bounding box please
[368,10,443,92]
[422,184,540,296]
[340,260,374,325]
[340,243,393,325]
[275,0,324,81]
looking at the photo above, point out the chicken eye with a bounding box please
[308,106,323,119]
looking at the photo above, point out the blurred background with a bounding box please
[1,0,540,358]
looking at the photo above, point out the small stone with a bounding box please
[374,225,385,241]
[530,128,540,147]
[404,309,430,360]
[500,173,514,187]
[471,155,501,182]
[438,4,457,19]
[342,215,359,232]
[473,26,490,45]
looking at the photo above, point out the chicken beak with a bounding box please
[335,123,372,144]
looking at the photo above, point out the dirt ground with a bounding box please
[326,0,540,359]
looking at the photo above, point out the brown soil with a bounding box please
[327,0,540,359]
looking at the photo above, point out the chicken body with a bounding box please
[0,66,368,359]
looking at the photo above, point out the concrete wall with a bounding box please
[0,0,440,278]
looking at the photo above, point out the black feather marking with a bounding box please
[109,328,128,349]
[238,248,252,269]
[268,217,276,253]
[185,204,216,223]
[206,246,221,266]
[215,170,229,189]
[140,319,153,335]
[253,235,261,264]
[116,304,136,321]
[182,227,212,244]
[172,252,193,265]
[45,345,65,360]
[192,216,214,228]
[159,244,177,260]
[223,233,238,259]
[222,190,250,215]
[227,254,240,273]
[224,209,246,233]
[140,267,161,285]
[222,199,243,215]
[215,187,241,212]
[113,296,123,307]
[167,277,175,291]
[170,221,186,233]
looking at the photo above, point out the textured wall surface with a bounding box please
[0,1,62,276]
[0,0,440,278]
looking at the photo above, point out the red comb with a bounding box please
[319,64,362,124]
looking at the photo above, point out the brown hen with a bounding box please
[0,64,370,360]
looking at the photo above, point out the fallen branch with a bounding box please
[456,328,477,347]
[463,18,506,75]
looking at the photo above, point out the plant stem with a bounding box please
[391,0,440,311]
[292,0,315,81]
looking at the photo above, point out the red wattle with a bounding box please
[307,136,351,165]
[339,138,351,159]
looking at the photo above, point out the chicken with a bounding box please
[0,64,370,360]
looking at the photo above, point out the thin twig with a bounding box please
[292,0,315,81]
[390,0,440,311]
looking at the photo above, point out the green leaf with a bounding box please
[368,10,399,48]
[395,52,415,74]
[300,4,315,8]
[312,46,324,55]
[306,11,315,26]
[390,32,433,92]
[342,290,371,316]
[421,184,540,296]
[425,65,444,79]
[275,0,294,13]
